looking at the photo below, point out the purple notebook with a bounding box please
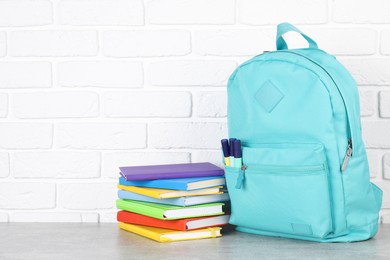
[119,162,224,181]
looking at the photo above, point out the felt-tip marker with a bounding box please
[229,138,236,168]
[234,139,242,168]
[221,139,231,166]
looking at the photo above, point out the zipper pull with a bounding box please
[235,165,247,189]
[341,139,353,172]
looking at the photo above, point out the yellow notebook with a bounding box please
[117,184,223,199]
[118,222,222,242]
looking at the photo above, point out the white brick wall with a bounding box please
[239,0,328,25]
[0,212,9,222]
[102,30,191,57]
[381,30,390,55]
[0,62,52,88]
[59,183,117,210]
[0,152,10,178]
[195,91,227,117]
[0,183,56,209]
[13,152,101,178]
[384,154,390,180]
[333,0,390,24]
[56,123,146,149]
[341,59,390,85]
[13,91,99,118]
[58,61,143,88]
[58,0,144,26]
[102,91,192,117]
[305,28,377,55]
[0,32,6,57]
[148,60,236,86]
[0,93,8,117]
[0,0,389,223]
[0,0,52,27]
[147,0,235,25]
[0,123,53,149]
[362,122,390,148]
[192,151,224,168]
[380,91,390,117]
[149,122,227,149]
[193,29,274,56]
[10,31,98,57]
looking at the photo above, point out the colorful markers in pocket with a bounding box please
[221,139,231,166]
[229,138,236,167]
[233,139,242,168]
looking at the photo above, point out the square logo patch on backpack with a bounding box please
[255,80,285,113]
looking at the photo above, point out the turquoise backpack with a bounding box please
[225,23,383,242]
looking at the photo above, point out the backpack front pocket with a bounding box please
[225,143,333,239]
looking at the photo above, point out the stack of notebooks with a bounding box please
[116,162,230,242]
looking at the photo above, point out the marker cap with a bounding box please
[234,140,242,158]
[229,138,236,156]
[221,139,230,157]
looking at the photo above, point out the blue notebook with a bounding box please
[119,176,225,191]
[118,190,230,207]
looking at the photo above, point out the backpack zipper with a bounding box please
[246,164,325,173]
[341,138,353,172]
[235,165,247,189]
[235,164,325,189]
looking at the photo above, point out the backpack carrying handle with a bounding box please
[276,23,318,50]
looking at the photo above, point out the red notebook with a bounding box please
[117,211,230,231]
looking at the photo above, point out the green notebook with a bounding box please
[116,199,224,220]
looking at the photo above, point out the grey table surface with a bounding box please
[0,223,389,260]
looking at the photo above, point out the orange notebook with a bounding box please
[117,211,230,231]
